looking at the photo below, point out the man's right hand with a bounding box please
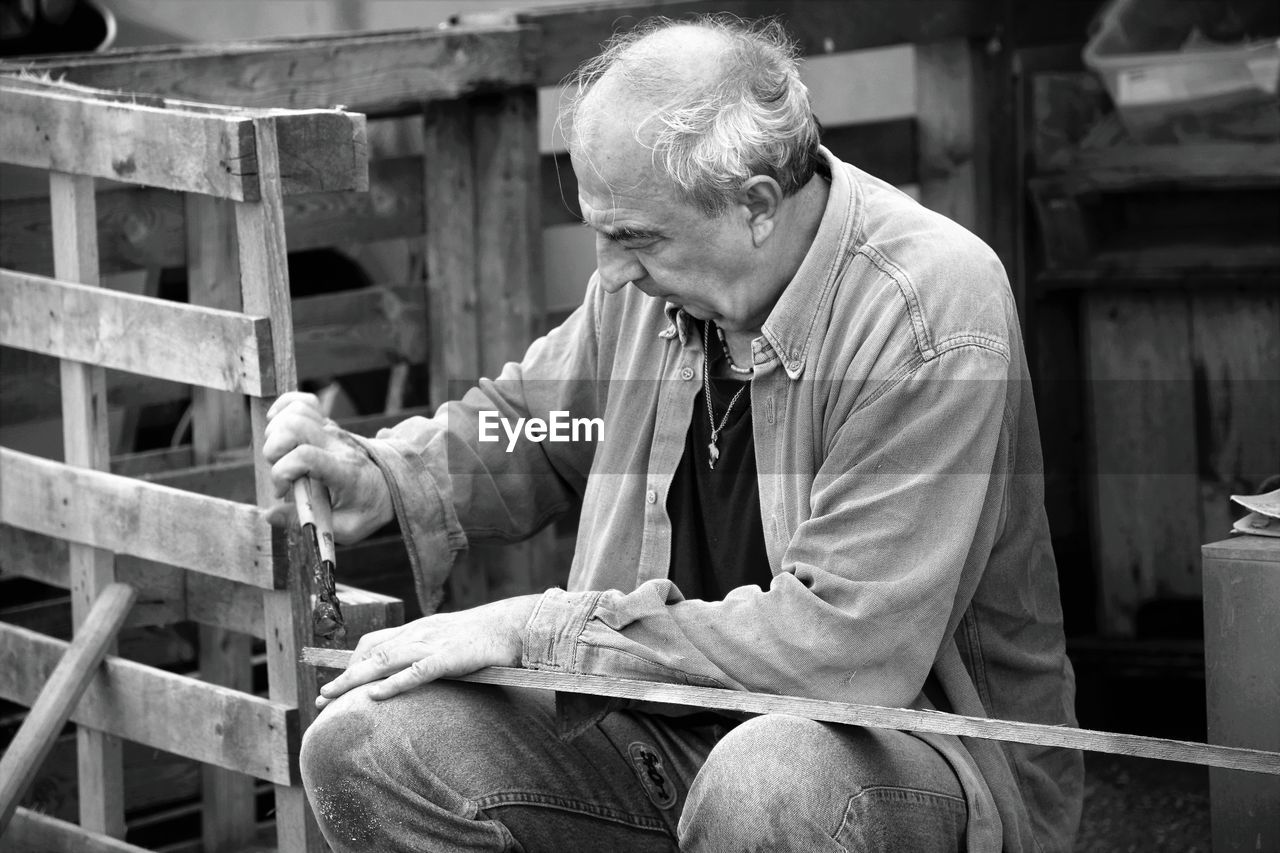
[262,391,395,543]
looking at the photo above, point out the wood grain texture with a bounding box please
[1083,293,1201,635]
[915,38,985,235]
[6,26,538,114]
[521,0,997,88]
[0,447,280,589]
[234,115,326,853]
[0,623,296,785]
[0,269,275,395]
[48,169,126,840]
[7,808,152,853]
[300,650,1280,776]
[0,582,135,833]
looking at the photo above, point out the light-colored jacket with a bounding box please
[356,149,1083,852]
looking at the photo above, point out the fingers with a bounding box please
[266,391,322,420]
[269,443,348,500]
[262,407,330,466]
[320,638,432,703]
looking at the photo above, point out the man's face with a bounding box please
[571,124,778,334]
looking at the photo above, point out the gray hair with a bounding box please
[565,15,822,216]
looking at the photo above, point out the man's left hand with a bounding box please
[317,594,540,710]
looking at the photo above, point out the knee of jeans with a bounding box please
[679,715,837,852]
[300,688,388,844]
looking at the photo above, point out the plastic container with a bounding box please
[1083,0,1280,143]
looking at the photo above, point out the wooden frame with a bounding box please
[0,76,374,853]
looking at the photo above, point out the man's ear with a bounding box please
[737,176,782,246]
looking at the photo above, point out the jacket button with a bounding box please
[646,489,657,504]
[680,366,695,380]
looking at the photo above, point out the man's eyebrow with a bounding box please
[581,220,663,242]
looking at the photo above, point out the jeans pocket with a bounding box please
[833,785,968,853]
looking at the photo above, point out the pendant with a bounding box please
[707,441,719,469]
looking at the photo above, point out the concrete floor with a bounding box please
[1076,753,1211,852]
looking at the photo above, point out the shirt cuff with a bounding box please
[520,587,603,673]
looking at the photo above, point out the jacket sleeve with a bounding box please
[521,342,1011,708]
[353,278,607,612]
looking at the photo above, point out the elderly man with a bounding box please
[265,16,1082,853]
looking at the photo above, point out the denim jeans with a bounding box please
[300,681,968,852]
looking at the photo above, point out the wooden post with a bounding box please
[186,193,257,852]
[49,170,127,839]
[915,38,990,239]
[234,116,325,853]
[0,583,136,833]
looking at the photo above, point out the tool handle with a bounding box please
[293,477,336,565]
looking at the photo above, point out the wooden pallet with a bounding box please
[0,74,388,853]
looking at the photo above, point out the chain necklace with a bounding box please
[714,322,755,375]
[703,321,748,470]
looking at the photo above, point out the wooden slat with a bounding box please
[915,38,986,235]
[7,808,152,853]
[302,650,1280,777]
[0,623,296,785]
[5,26,538,115]
[0,448,281,589]
[1083,293,1201,635]
[0,269,275,396]
[0,76,368,198]
[49,168,125,840]
[234,114,326,853]
[2,285,425,425]
[0,583,135,832]
[520,0,999,88]
[0,157,419,277]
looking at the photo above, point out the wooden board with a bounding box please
[0,77,367,198]
[0,583,135,832]
[0,156,419,277]
[1082,293,1201,635]
[915,38,985,235]
[521,0,998,88]
[0,623,296,785]
[5,26,538,115]
[2,285,425,425]
[0,269,275,396]
[0,447,281,589]
[302,650,1280,776]
[7,808,152,853]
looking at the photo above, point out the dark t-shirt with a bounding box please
[665,330,772,601]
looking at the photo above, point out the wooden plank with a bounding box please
[0,156,420,277]
[302,650,1280,777]
[1202,536,1280,563]
[1190,293,1280,544]
[6,26,538,115]
[48,168,125,840]
[915,38,986,235]
[1,81,257,200]
[1082,293,1201,635]
[2,285,424,425]
[423,98,482,406]
[0,269,276,396]
[234,115,326,853]
[0,583,135,832]
[0,447,281,589]
[0,76,368,197]
[7,808,152,853]
[521,0,998,88]
[184,191,258,853]
[0,623,296,785]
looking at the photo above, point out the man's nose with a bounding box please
[596,235,644,293]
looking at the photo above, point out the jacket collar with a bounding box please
[658,148,861,375]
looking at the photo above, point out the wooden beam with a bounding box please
[0,583,135,833]
[0,448,281,590]
[0,76,367,198]
[7,808,153,853]
[915,39,987,235]
[2,285,425,424]
[4,26,539,115]
[302,649,1280,777]
[48,168,125,840]
[0,269,276,396]
[520,0,999,87]
[0,156,418,277]
[0,623,297,785]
